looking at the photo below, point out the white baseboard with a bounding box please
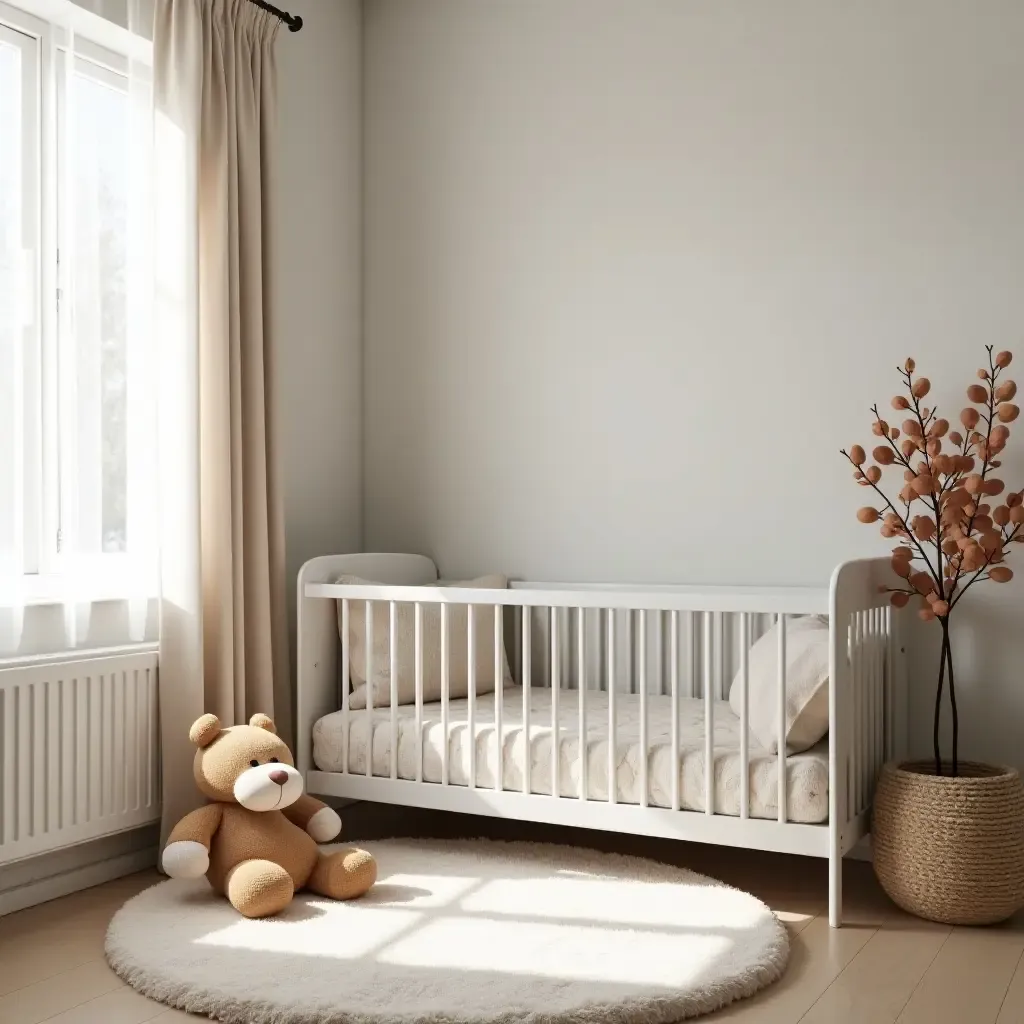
[0,826,159,917]
[848,835,873,862]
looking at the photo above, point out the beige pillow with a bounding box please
[337,574,514,710]
[728,614,830,754]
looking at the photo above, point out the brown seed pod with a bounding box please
[991,424,1010,446]
[903,469,915,483]
[912,378,931,398]
[892,545,914,562]
[891,427,900,440]
[983,478,1005,496]
[926,438,941,457]
[960,408,980,429]
[930,418,950,438]
[974,514,993,533]
[978,503,992,515]
[941,537,960,555]
[890,591,910,608]
[978,368,990,380]
[932,454,953,475]
[949,430,964,446]
[892,396,910,410]
[994,506,1011,527]
[857,507,880,524]
[871,422,884,437]
[1011,505,1024,524]
[903,418,922,437]
[964,501,977,517]
[849,444,866,465]
[909,571,934,594]
[931,599,950,616]
[913,518,936,541]
[998,403,1019,422]
[891,557,911,579]
[905,358,916,373]
[880,524,896,538]
[865,466,882,484]
[912,475,935,496]
[901,439,916,459]
[874,446,895,465]
[1007,492,1023,508]
[967,384,988,403]
[996,380,1017,402]
[995,351,1013,369]
[899,484,915,503]
[964,474,984,495]
[853,471,865,481]
[990,566,1014,583]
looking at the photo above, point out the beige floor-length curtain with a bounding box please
[154,0,291,847]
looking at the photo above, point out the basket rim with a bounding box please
[886,759,1019,784]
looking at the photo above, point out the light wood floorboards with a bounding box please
[1,803,1021,1023]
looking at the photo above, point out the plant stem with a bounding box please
[934,624,949,776]
[945,622,958,776]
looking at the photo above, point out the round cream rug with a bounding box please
[106,839,788,1023]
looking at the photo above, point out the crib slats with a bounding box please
[389,601,398,780]
[638,610,648,808]
[703,612,714,816]
[415,602,424,783]
[670,611,680,812]
[441,603,450,786]
[854,611,864,813]
[777,612,787,824]
[551,608,559,799]
[522,610,532,796]
[494,605,503,793]
[578,607,587,802]
[607,608,617,805]
[365,601,374,779]
[341,599,350,774]
[884,605,894,759]
[739,611,750,819]
[468,603,476,790]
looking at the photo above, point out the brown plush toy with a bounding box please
[161,713,376,918]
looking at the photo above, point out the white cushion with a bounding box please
[728,614,830,754]
[337,574,514,710]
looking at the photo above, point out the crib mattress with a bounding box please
[312,686,829,824]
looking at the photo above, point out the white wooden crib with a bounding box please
[296,553,907,927]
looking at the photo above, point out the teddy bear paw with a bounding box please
[162,840,210,879]
[306,806,342,843]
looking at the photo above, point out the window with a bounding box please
[0,0,154,599]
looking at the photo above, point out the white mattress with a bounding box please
[312,686,829,824]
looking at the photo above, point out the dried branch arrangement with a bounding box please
[842,346,1020,777]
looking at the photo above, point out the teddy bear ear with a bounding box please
[249,713,276,733]
[189,714,221,748]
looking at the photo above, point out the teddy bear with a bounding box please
[161,712,376,918]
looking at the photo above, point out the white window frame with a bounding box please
[1,0,153,603]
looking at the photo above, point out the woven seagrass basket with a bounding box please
[873,760,1024,925]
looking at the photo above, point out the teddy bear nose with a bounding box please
[269,769,289,786]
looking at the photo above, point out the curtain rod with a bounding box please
[245,0,303,32]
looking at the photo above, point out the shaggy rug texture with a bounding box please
[106,838,789,1023]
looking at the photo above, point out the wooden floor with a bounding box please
[1,803,1022,1024]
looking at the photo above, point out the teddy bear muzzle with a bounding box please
[233,761,304,811]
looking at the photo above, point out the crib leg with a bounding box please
[829,851,843,927]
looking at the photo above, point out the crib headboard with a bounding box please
[295,553,438,774]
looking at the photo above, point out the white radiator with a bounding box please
[0,647,160,866]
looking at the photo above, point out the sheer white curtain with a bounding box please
[0,0,158,655]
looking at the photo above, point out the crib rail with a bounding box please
[297,555,906,924]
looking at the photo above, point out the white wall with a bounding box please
[273,0,363,684]
[363,0,1024,770]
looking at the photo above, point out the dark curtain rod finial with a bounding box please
[245,0,303,32]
